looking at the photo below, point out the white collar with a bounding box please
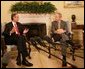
[12,21,17,26]
[58,20,61,23]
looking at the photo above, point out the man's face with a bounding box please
[13,14,19,22]
[55,14,62,21]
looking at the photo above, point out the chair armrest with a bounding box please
[1,35,4,39]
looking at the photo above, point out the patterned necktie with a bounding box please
[14,23,20,35]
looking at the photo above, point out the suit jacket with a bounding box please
[2,22,25,44]
[2,22,25,37]
[51,20,68,33]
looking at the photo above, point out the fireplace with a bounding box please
[19,14,52,36]
[23,23,47,40]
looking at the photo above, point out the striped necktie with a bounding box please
[14,23,20,35]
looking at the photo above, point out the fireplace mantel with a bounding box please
[19,14,51,23]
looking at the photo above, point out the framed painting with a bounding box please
[64,1,84,8]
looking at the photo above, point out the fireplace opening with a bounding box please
[23,23,47,40]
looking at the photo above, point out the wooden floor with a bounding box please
[6,52,57,68]
[6,51,71,68]
[1,45,84,68]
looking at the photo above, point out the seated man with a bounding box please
[44,13,75,66]
[2,13,33,67]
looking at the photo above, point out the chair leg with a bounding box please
[1,38,7,57]
[72,48,75,61]
[48,44,51,58]
[28,44,31,59]
[2,63,8,68]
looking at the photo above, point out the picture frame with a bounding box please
[64,1,84,8]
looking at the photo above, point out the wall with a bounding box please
[1,1,84,25]
[1,1,20,24]
[50,1,84,25]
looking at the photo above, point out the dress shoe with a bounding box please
[16,61,21,66]
[62,55,67,67]
[22,60,33,66]
[16,57,21,66]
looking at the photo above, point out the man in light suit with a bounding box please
[44,13,75,66]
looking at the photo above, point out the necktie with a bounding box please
[14,23,20,35]
[58,21,60,29]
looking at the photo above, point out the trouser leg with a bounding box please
[43,36,56,49]
[16,51,21,61]
[61,41,67,66]
[16,35,29,59]
[60,34,69,66]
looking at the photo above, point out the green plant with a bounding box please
[11,2,23,13]
[10,2,57,14]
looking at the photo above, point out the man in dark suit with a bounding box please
[2,13,33,66]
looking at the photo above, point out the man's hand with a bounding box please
[23,28,29,34]
[55,29,66,34]
[10,27,15,35]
